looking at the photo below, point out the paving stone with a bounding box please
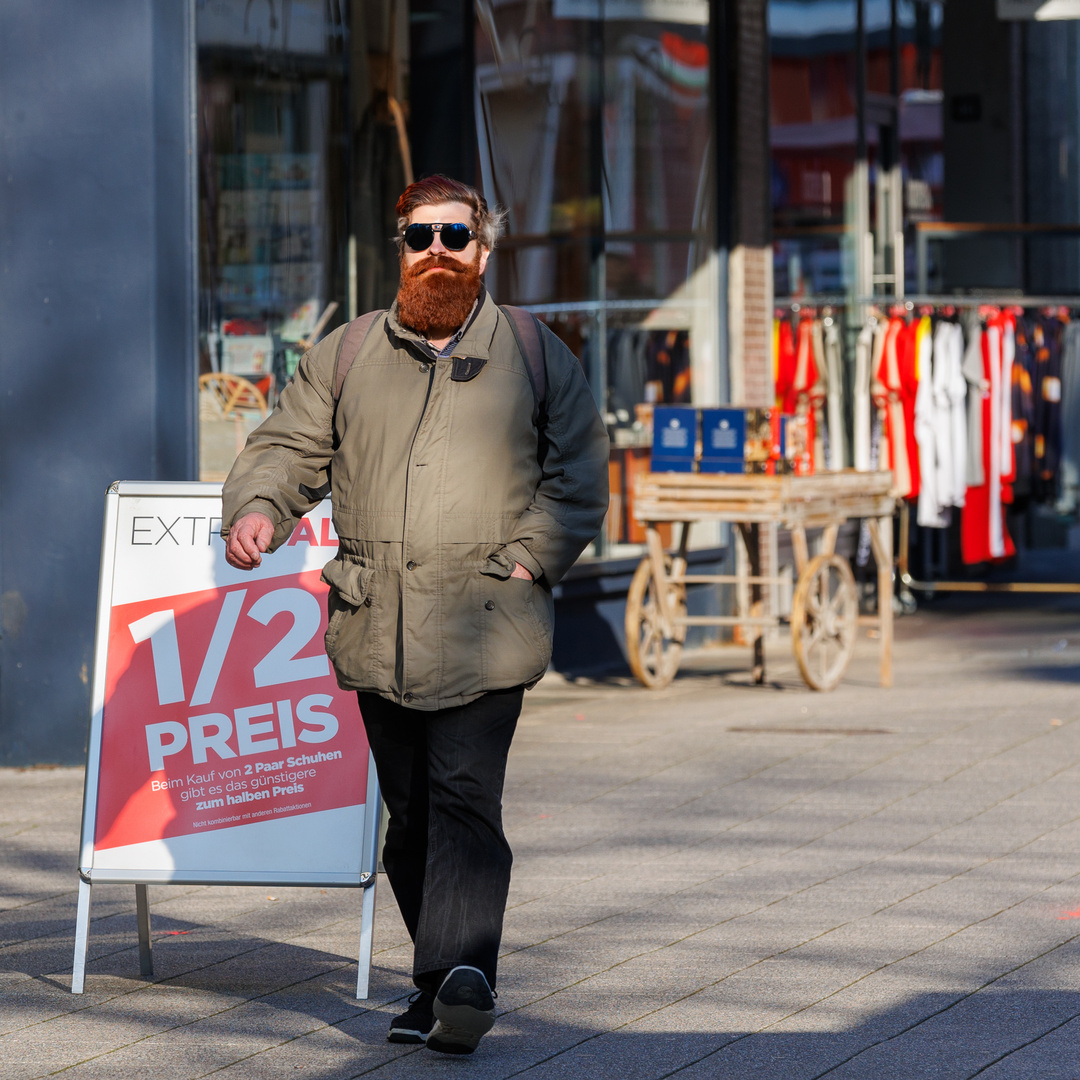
[7,598,1080,1076]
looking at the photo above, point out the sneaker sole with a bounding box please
[426,1007,495,1055]
[387,1028,427,1044]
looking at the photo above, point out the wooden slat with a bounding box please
[673,615,779,627]
[674,574,785,585]
[634,470,896,525]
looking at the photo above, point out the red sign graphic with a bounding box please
[95,568,366,851]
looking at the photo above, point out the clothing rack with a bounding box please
[776,297,1080,600]
[863,295,1080,310]
[774,295,1080,310]
[897,501,1080,598]
[880,303,1080,598]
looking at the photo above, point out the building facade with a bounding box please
[3,0,1080,762]
[0,0,758,764]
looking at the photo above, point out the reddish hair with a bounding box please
[395,175,505,251]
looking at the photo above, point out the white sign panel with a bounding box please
[74,482,380,996]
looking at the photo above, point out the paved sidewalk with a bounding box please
[4,594,1080,1078]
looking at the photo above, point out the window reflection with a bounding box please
[196,0,350,480]
[476,0,717,553]
[769,0,943,298]
[196,0,409,481]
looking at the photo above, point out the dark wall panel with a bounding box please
[0,1,195,764]
[409,0,476,183]
[941,0,1020,290]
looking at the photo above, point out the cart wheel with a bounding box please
[625,554,687,689]
[791,553,858,691]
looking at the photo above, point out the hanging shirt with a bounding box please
[898,318,922,500]
[873,316,919,498]
[1010,315,1037,499]
[777,315,820,471]
[774,316,796,409]
[914,316,946,527]
[999,312,1016,487]
[961,313,1015,564]
[945,321,968,509]
[824,317,846,470]
[1032,315,1065,501]
[930,318,965,514]
[853,319,877,472]
[962,311,986,488]
[810,317,829,469]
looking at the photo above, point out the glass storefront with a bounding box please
[196,0,408,480]
[195,0,726,558]
[770,0,943,300]
[767,1,1080,578]
[475,0,721,553]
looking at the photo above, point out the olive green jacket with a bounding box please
[221,290,610,709]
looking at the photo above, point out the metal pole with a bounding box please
[136,884,153,977]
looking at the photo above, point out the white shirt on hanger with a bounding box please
[945,321,968,509]
[915,317,947,527]
[854,319,876,472]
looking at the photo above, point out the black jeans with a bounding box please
[358,687,523,993]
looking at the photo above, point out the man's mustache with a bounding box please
[407,254,470,276]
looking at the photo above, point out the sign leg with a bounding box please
[356,877,377,1000]
[136,884,153,977]
[72,879,92,994]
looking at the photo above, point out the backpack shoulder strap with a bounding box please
[499,305,547,410]
[333,310,385,403]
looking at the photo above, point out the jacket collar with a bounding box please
[387,283,498,361]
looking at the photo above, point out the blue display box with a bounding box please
[651,407,698,473]
[699,407,746,474]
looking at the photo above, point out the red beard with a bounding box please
[396,252,482,339]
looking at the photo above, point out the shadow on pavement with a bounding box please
[1009,663,1080,684]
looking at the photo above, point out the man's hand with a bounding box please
[226,512,275,570]
[510,562,533,581]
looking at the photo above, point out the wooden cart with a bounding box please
[626,471,897,691]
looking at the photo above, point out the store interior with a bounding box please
[769,0,1080,590]
[192,0,1080,586]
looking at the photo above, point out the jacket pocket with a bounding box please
[321,558,378,670]
[321,558,375,607]
[479,573,552,688]
[481,550,517,579]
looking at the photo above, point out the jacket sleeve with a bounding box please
[501,325,610,585]
[220,325,346,552]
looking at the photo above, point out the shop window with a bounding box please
[769,0,944,299]
[475,0,719,556]
[196,0,408,480]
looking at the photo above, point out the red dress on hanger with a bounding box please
[872,316,919,498]
[961,311,1016,564]
[776,315,819,470]
[897,317,921,500]
[774,317,796,408]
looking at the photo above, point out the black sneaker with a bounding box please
[426,966,496,1055]
[388,991,434,1044]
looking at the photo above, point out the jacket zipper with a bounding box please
[399,358,437,701]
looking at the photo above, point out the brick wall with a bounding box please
[727,0,774,408]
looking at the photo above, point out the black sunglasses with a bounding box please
[402,222,477,252]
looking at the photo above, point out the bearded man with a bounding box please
[221,176,609,1055]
